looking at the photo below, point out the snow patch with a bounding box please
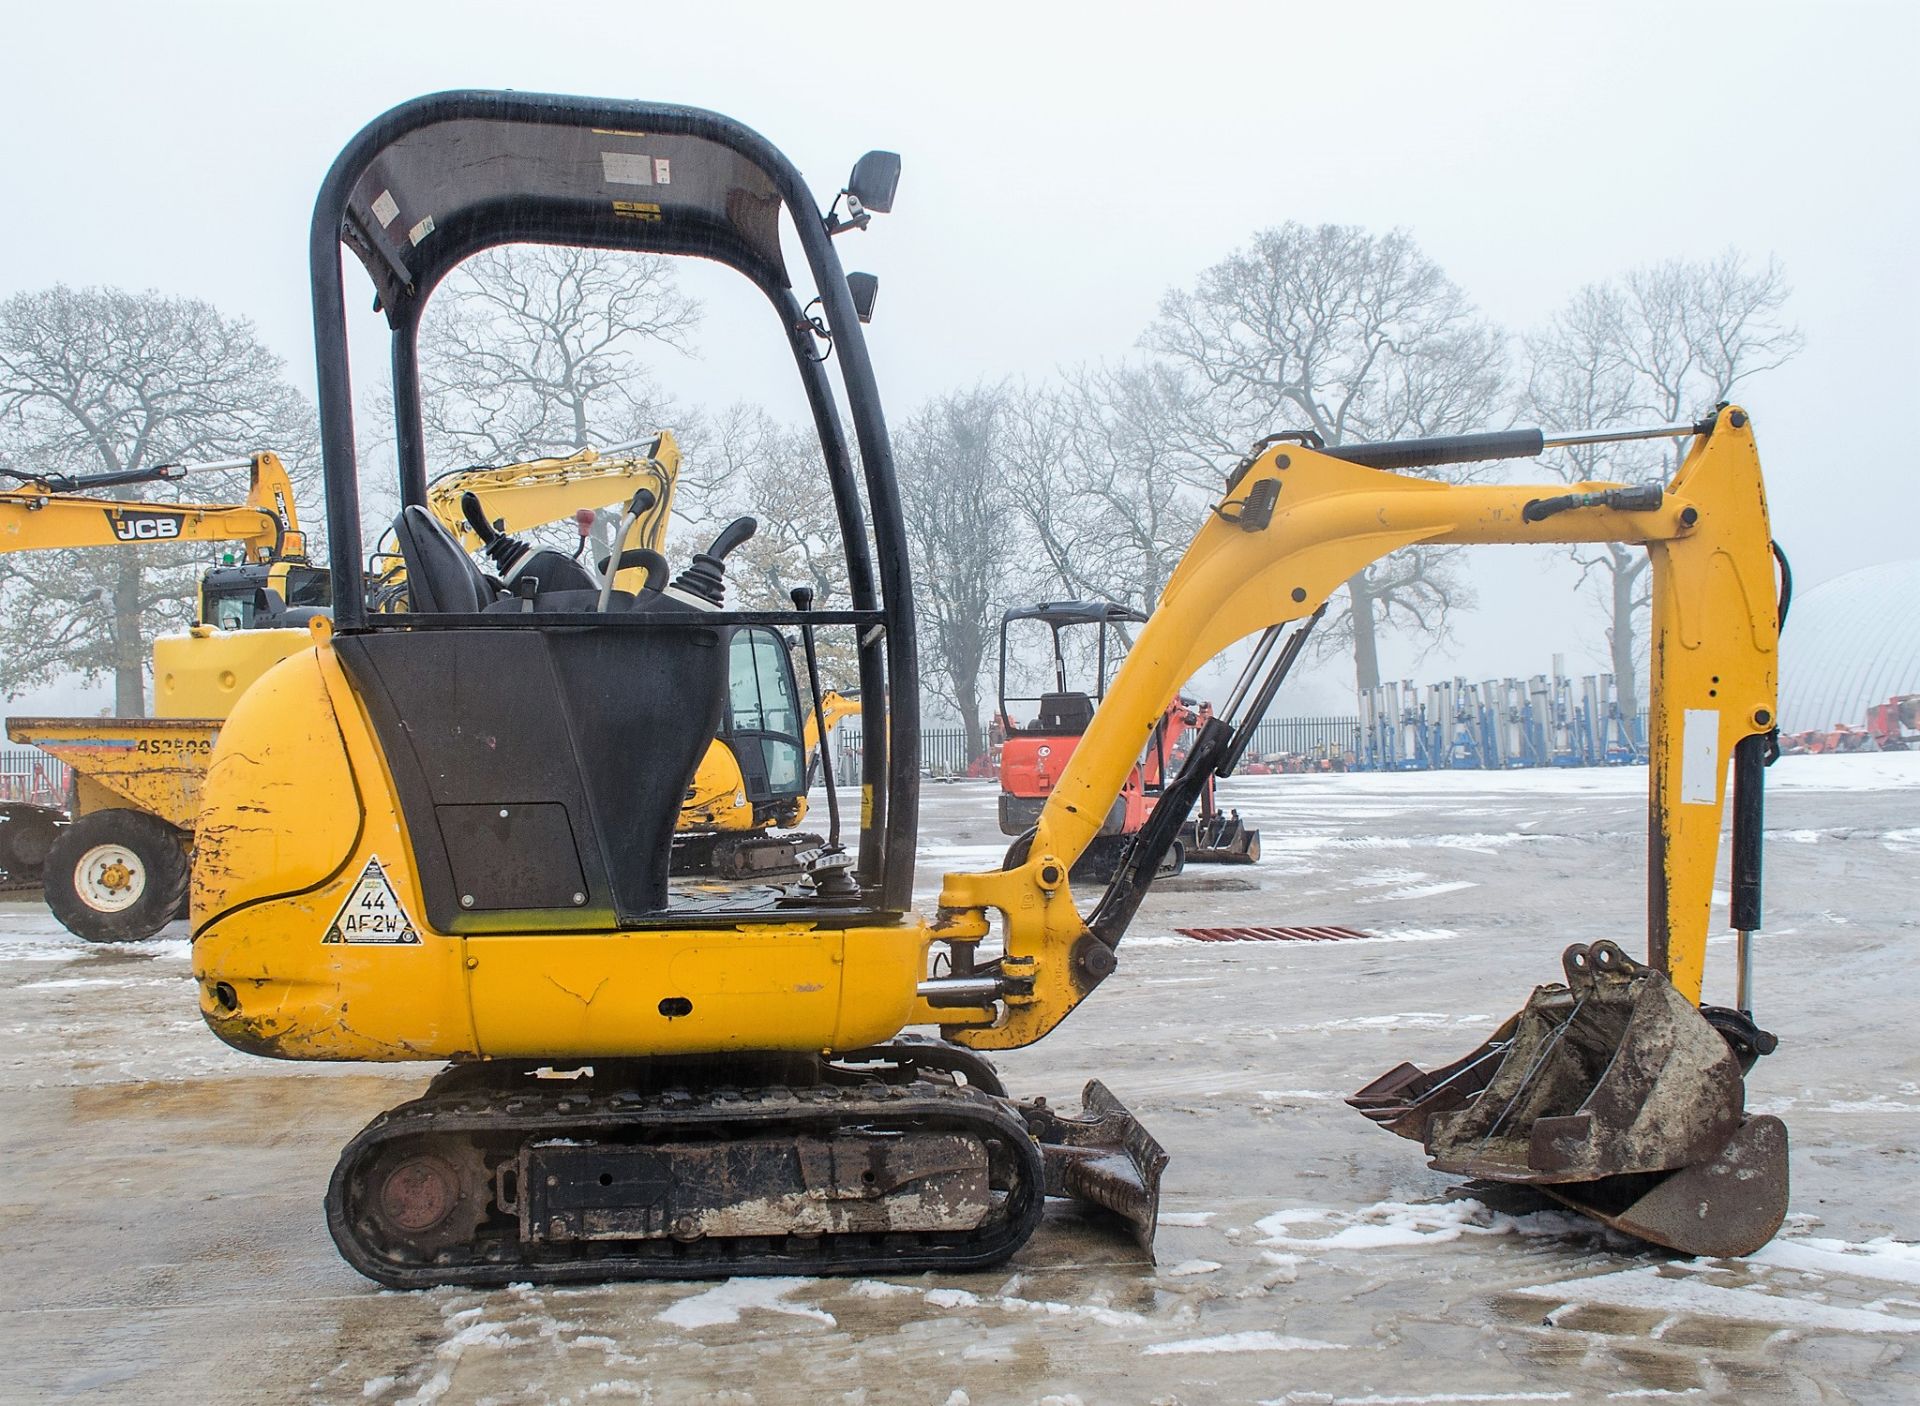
[1356,879,1477,904]
[1257,1199,1590,1251]
[1749,1235,1920,1286]
[655,1276,834,1329]
[1162,1258,1222,1276]
[1516,1263,1920,1335]
[1157,1211,1217,1227]
[924,1285,1147,1328]
[1143,1329,1343,1355]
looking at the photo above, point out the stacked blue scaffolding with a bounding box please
[1358,661,1645,771]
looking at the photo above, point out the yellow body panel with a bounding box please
[6,716,221,828]
[191,640,927,1060]
[681,740,760,831]
[152,626,313,719]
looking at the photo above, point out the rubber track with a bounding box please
[327,1072,1047,1289]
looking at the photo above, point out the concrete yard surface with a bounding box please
[1,754,1916,1404]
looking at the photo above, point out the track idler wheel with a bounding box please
[1348,940,1789,1257]
[340,1141,491,1263]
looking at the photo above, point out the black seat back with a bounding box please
[1032,690,1095,734]
[393,505,493,613]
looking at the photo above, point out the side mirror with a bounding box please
[847,151,900,214]
[847,273,880,324]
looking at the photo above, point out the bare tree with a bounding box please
[1146,223,1507,690]
[0,286,318,715]
[416,245,700,467]
[1004,363,1216,618]
[895,384,1035,762]
[702,403,859,687]
[1525,251,1802,719]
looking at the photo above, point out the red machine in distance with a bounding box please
[995,601,1259,879]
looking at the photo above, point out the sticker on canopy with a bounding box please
[653,157,671,185]
[601,151,656,186]
[408,214,435,246]
[370,189,399,228]
[322,857,420,946]
[612,201,663,223]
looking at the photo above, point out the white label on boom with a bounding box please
[1680,708,1722,805]
[322,857,420,946]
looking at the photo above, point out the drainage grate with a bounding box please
[1173,924,1374,943]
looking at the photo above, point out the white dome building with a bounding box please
[1777,560,1920,733]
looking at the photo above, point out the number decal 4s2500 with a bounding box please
[322,857,420,946]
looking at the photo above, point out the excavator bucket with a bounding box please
[1349,940,1789,1257]
[1020,1080,1169,1252]
[1180,811,1261,865]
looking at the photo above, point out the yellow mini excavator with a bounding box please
[190,90,1790,1286]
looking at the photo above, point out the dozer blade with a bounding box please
[1020,1080,1169,1252]
[1352,940,1788,1257]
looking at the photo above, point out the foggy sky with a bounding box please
[2,0,1913,715]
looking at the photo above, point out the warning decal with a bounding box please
[322,857,421,946]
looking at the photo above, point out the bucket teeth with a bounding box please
[1352,940,1789,1256]
[1021,1080,1168,1253]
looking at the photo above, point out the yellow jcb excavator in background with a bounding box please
[6,442,682,940]
[188,91,1792,1288]
[1,451,326,935]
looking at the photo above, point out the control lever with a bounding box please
[594,488,659,612]
[460,490,531,577]
[664,516,757,609]
[791,585,859,900]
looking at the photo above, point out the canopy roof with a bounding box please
[1003,600,1150,628]
[325,92,797,325]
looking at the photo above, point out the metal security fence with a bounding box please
[834,715,1363,779]
[0,746,69,807]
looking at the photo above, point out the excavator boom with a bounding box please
[0,452,302,564]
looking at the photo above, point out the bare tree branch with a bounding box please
[1144,223,1506,690]
[0,285,319,714]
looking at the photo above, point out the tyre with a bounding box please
[42,809,191,943]
[0,805,64,885]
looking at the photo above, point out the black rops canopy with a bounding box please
[305,90,919,912]
[341,114,792,322]
[1003,600,1151,628]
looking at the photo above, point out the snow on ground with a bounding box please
[4,756,1919,1403]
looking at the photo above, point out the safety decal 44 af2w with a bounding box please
[322,857,420,946]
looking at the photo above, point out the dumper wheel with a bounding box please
[43,809,191,943]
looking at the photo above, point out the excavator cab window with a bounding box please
[200,563,332,630]
[725,627,807,809]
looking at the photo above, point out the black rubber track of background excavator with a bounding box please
[326,1062,1047,1289]
[669,831,825,879]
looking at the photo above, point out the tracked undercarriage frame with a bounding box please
[329,1042,1165,1289]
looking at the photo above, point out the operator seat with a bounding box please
[392,505,493,612]
[251,586,332,628]
[1033,691,1095,734]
